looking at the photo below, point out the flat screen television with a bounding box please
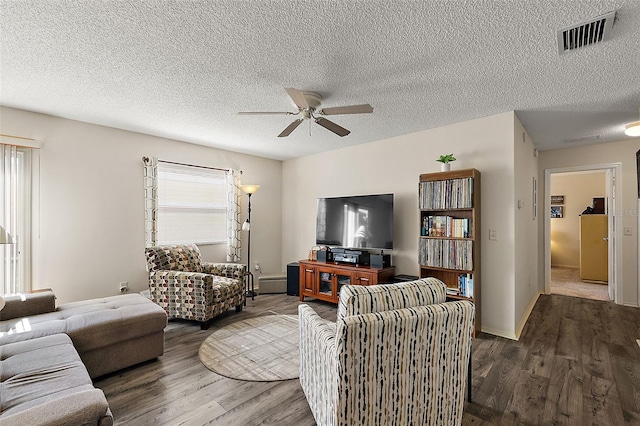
[315,193,394,250]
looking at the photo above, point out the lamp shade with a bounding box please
[0,226,13,244]
[241,184,260,195]
[625,121,640,137]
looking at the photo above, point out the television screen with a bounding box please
[316,193,394,250]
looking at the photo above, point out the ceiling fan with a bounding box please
[237,87,373,137]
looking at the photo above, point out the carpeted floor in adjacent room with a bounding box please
[550,266,609,301]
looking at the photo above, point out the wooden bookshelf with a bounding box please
[419,168,480,335]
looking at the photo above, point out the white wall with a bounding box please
[513,114,540,338]
[539,140,640,307]
[0,106,283,304]
[9,102,626,334]
[282,111,520,337]
[550,171,606,268]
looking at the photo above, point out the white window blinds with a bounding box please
[157,162,227,245]
[0,144,34,294]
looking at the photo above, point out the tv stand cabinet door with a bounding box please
[299,264,316,301]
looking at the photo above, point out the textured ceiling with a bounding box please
[1,1,639,161]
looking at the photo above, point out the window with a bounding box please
[0,144,34,294]
[156,162,227,245]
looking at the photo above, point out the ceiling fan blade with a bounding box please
[278,119,304,137]
[284,87,309,110]
[319,104,374,115]
[237,111,294,115]
[314,117,350,137]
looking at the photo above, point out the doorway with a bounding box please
[544,163,623,303]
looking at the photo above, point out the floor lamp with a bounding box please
[241,184,260,302]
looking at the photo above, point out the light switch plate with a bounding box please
[489,229,497,240]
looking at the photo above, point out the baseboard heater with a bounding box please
[257,274,287,294]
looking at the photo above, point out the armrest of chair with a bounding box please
[298,304,338,426]
[148,270,214,298]
[148,270,239,294]
[0,289,56,321]
[149,269,212,282]
[201,262,246,283]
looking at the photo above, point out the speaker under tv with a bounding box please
[286,262,299,296]
[370,253,391,269]
[317,250,333,262]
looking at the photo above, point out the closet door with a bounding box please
[579,215,608,283]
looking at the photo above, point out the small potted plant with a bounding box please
[437,154,456,171]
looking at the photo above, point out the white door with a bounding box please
[606,168,616,301]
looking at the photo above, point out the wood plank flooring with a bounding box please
[94,293,640,425]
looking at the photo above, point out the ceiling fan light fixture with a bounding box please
[625,107,640,137]
[625,121,640,137]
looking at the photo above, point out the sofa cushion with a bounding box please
[0,294,168,350]
[0,290,56,321]
[0,333,112,424]
[337,277,447,320]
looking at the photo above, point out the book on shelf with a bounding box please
[446,287,460,296]
[457,273,474,298]
[418,239,473,270]
[418,177,474,210]
[421,215,472,238]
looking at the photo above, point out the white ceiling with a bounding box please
[1,1,639,161]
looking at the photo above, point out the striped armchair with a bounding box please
[299,278,475,426]
[145,243,246,329]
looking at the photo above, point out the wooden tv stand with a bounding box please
[298,260,395,304]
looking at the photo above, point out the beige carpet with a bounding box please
[550,267,609,301]
[199,314,300,382]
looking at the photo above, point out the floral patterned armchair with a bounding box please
[145,243,246,329]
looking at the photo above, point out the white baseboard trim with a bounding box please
[551,264,579,269]
[515,291,542,340]
[480,326,517,340]
[480,291,542,341]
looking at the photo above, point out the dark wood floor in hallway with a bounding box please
[94,293,640,425]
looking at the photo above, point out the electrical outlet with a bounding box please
[119,281,128,294]
[624,227,632,236]
[489,229,497,240]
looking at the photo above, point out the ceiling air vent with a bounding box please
[564,135,601,144]
[557,11,617,54]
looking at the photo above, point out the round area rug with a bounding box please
[199,314,300,382]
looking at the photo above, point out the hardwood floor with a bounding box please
[94,293,640,425]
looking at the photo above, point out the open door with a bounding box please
[545,163,622,303]
[606,168,616,301]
